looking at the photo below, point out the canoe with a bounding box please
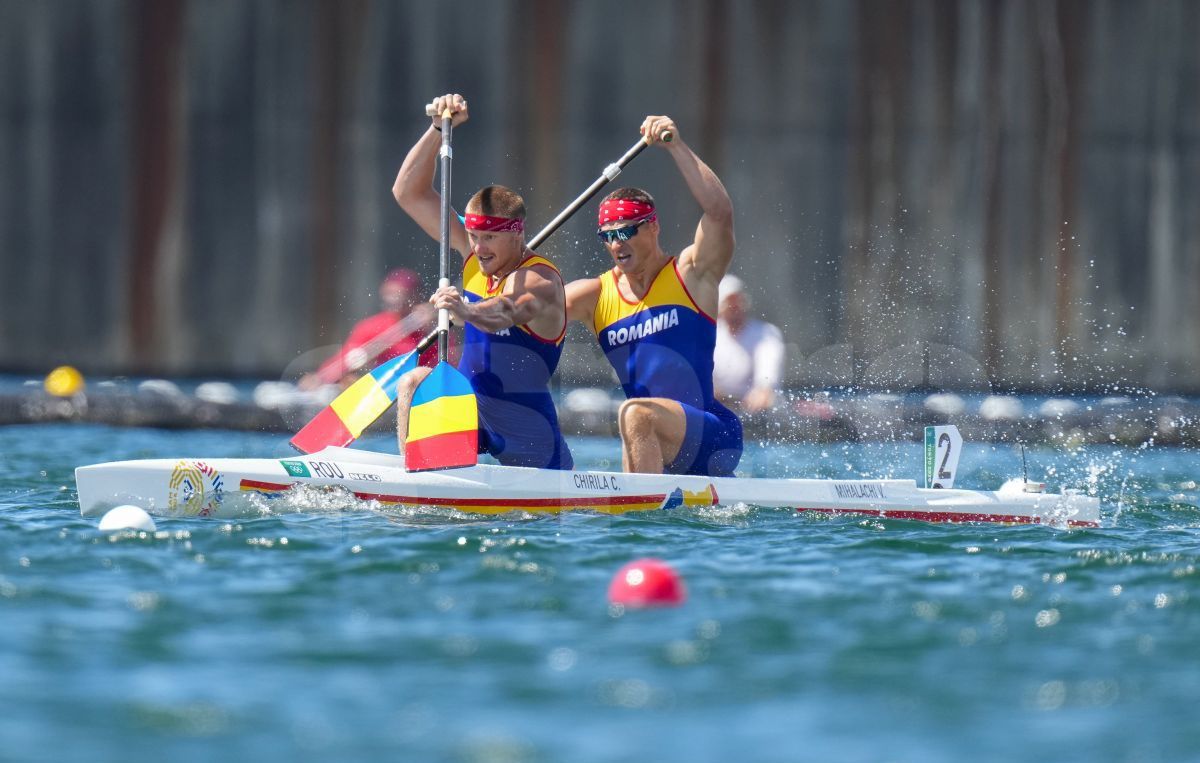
[75,442,1101,528]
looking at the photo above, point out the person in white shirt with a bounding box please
[712,274,785,413]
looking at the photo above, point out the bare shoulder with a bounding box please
[503,262,561,299]
[526,261,564,285]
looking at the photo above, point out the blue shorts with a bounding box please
[476,393,574,470]
[665,402,743,477]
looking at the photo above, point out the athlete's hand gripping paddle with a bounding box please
[401,108,480,471]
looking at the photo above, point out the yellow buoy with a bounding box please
[44,365,85,397]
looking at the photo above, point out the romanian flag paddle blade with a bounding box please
[290,350,420,454]
[404,363,478,471]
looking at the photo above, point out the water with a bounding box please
[2,424,1199,762]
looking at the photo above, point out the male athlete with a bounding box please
[565,115,741,476]
[392,93,572,470]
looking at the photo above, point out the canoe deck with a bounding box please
[75,446,1101,527]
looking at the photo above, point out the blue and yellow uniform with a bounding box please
[459,252,573,469]
[592,260,742,476]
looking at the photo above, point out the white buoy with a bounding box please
[138,379,183,397]
[924,392,966,416]
[195,381,240,405]
[1039,398,1080,417]
[253,381,307,409]
[979,395,1024,421]
[99,505,157,532]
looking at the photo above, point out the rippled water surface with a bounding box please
[2,424,1199,762]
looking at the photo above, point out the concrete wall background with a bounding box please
[0,0,1196,392]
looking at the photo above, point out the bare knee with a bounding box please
[396,369,426,398]
[618,399,660,438]
[395,368,432,449]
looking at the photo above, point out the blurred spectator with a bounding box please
[299,268,438,390]
[712,274,785,413]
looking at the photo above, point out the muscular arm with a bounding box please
[565,277,601,328]
[392,127,472,259]
[502,264,565,335]
[635,115,736,313]
[455,294,518,333]
[670,137,735,281]
[437,264,565,335]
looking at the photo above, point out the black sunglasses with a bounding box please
[597,216,655,244]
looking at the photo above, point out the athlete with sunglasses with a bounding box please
[565,116,742,477]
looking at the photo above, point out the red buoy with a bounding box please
[607,558,686,607]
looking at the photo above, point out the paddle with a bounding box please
[290,128,666,456]
[402,109,480,471]
[289,338,432,455]
[529,130,670,249]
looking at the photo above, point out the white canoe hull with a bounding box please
[75,446,1100,527]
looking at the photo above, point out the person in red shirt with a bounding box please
[299,268,438,389]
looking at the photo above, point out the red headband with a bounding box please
[464,213,524,233]
[598,199,656,227]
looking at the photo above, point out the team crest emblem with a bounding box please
[167,460,225,516]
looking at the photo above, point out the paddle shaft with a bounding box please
[423,101,667,250]
[528,132,669,250]
[437,109,453,362]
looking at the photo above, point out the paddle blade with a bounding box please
[290,350,420,454]
[404,362,478,471]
